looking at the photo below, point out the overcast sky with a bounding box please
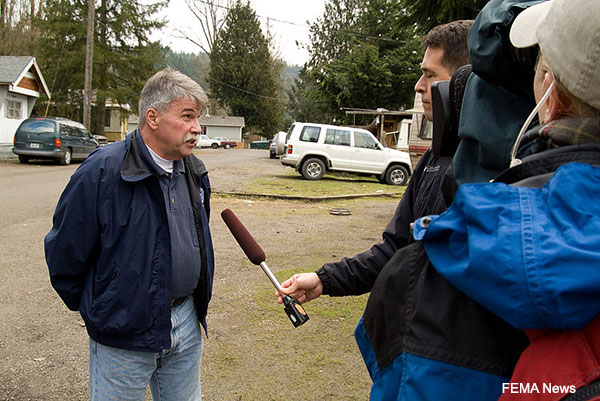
[156,0,326,66]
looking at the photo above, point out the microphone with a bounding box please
[221,208,309,327]
[221,208,265,265]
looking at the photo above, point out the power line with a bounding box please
[207,76,282,101]
[193,0,407,44]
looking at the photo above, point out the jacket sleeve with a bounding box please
[44,162,101,311]
[316,152,429,296]
[422,163,600,330]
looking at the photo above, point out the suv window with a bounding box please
[325,128,351,146]
[354,131,379,149]
[17,119,55,134]
[300,126,321,143]
[286,124,295,142]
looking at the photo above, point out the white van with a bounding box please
[280,122,412,185]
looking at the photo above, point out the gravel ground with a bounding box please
[0,148,402,400]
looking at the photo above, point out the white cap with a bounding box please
[510,0,600,109]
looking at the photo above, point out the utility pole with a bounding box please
[83,0,95,130]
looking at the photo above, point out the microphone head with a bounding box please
[221,208,266,265]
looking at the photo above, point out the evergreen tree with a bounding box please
[289,0,422,124]
[209,0,283,138]
[34,0,166,132]
[399,0,488,33]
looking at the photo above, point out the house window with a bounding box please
[104,111,111,127]
[6,100,22,119]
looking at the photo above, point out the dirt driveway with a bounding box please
[0,148,402,400]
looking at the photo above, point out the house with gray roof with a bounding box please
[0,56,50,143]
[198,115,245,144]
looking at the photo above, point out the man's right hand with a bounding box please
[276,272,323,304]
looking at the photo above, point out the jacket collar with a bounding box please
[121,130,207,182]
[517,116,600,159]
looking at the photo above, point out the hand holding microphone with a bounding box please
[277,273,323,305]
[221,208,309,327]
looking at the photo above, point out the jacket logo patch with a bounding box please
[424,165,441,173]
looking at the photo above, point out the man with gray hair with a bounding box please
[45,68,214,400]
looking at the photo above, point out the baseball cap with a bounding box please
[509,0,600,109]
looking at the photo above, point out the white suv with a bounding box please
[280,122,412,185]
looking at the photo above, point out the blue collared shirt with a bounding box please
[136,133,201,299]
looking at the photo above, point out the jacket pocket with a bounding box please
[88,265,153,336]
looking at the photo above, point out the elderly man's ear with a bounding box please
[146,108,160,129]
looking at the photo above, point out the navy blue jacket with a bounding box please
[45,130,214,352]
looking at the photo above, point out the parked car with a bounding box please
[250,140,269,149]
[269,132,286,158]
[280,122,412,185]
[195,134,221,149]
[93,134,108,145]
[214,137,237,149]
[12,117,99,165]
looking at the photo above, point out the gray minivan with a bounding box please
[12,117,98,165]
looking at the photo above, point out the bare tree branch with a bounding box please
[180,0,232,55]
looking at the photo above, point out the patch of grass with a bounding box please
[245,170,406,197]
[239,268,371,400]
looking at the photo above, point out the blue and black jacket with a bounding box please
[45,130,214,352]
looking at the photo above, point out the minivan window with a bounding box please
[300,126,321,143]
[77,127,90,138]
[18,120,55,134]
[60,124,80,137]
[325,129,351,146]
[354,131,379,149]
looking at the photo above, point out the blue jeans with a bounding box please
[89,296,203,401]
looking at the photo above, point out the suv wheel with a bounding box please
[301,158,325,180]
[385,165,408,185]
[18,155,29,164]
[59,148,72,165]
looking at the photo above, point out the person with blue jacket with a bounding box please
[416,0,600,398]
[44,68,214,401]
[277,19,532,401]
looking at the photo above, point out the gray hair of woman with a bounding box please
[138,68,208,129]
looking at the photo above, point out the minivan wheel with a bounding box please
[59,148,72,165]
[385,165,408,185]
[301,158,325,180]
[18,155,29,164]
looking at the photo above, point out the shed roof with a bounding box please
[199,115,245,127]
[0,56,50,98]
